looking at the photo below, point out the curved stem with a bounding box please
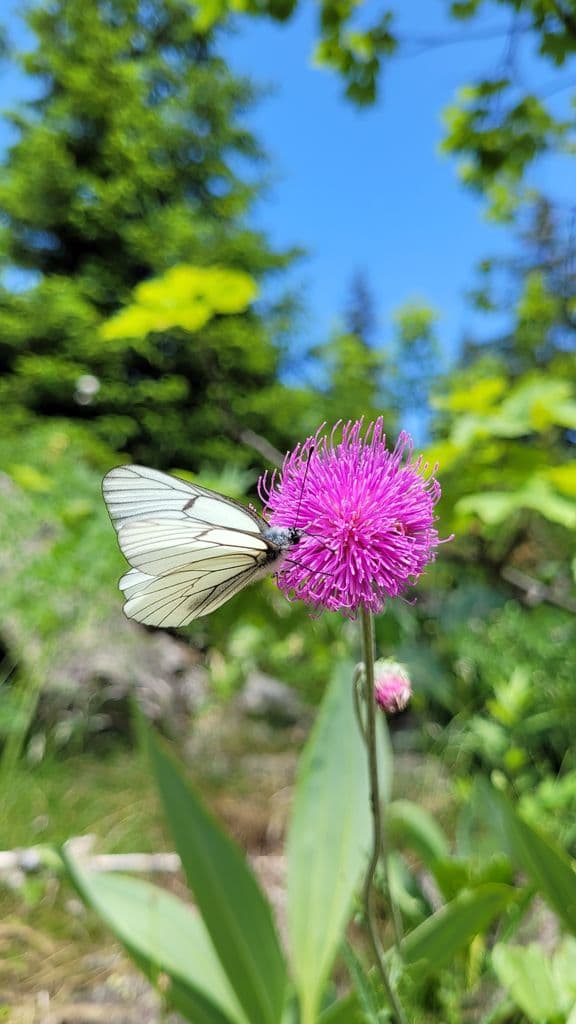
[352,661,368,741]
[354,661,403,952]
[359,607,407,1024]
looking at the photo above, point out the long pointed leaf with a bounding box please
[387,799,450,865]
[341,941,383,1024]
[317,990,365,1024]
[63,854,246,1024]
[287,661,392,1022]
[402,883,515,974]
[490,786,576,935]
[147,730,286,1024]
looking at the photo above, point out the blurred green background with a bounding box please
[0,0,575,1019]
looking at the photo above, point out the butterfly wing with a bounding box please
[117,556,263,627]
[102,465,277,626]
[103,463,265,531]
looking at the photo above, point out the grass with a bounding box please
[1,748,167,854]
[0,747,175,1016]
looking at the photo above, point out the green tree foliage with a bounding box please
[191,1,576,219]
[442,0,576,217]
[390,298,439,435]
[101,264,259,340]
[309,272,395,427]
[435,201,576,556]
[408,199,576,781]
[190,0,398,105]
[306,275,439,434]
[0,24,8,60]
[463,198,576,380]
[0,0,305,469]
[431,200,575,560]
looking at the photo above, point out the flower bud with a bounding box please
[374,659,412,714]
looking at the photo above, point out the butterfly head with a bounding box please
[264,525,302,550]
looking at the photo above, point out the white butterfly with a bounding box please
[102,464,302,628]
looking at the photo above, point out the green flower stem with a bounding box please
[352,662,367,742]
[353,654,403,955]
[359,606,407,1024]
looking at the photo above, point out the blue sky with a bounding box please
[0,1,572,365]
[221,0,513,363]
[223,2,574,361]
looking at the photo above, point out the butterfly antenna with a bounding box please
[293,445,337,556]
[294,441,315,530]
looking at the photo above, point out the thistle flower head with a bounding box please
[259,417,442,616]
[374,659,412,714]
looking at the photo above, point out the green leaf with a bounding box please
[101,265,257,340]
[433,376,506,414]
[317,989,365,1024]
[387,799,450,865]
[402,884,515,974]
[521,478,576,528]
[456,491,519,525]
[544,463,576,498]
[492,943,560,1022]
[287,661,390,1022]
[387,851,430,921]
[147,730,287,1024]
[62,858,246,1024]
[8,463,53,493]
[341,940,383,1023]
[553,936,576,1011]
[504,378,576,431]
[490,787,576,935]
[457,477,576,529]
[430,859,471,902]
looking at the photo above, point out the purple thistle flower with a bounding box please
[374,659,412,714]
[259,418,442,616]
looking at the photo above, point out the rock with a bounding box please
[34,616,210,742]
[236,671,307,726]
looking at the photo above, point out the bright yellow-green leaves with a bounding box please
[544,463,576,498]
[430,373,576,532]
[101,265,258,341]
[436,376,576,441]
[437,376,507,415]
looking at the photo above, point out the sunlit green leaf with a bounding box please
[8,464,53,493]
[402,884,516,973]
[63,858,247,1024]
[101,265,257,340]
[489,787,576,935]
[492,944,559,1023]
[287,661,391,1022]
[387,800,449,865]
[552,937,576,1012]
[147,731,287,1024]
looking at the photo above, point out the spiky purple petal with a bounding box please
[259,418,442,615]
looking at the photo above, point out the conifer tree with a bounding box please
[462,198,576,383]
[0,0,298,468]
